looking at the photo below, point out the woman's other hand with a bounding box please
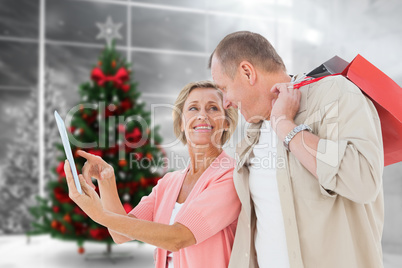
[77,150,115,189]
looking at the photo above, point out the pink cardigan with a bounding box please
[129,151,241,268]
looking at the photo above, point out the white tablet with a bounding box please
[54,110,83,194]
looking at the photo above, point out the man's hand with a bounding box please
[64,160,104,222]
[270,83,301,133]
[77,150,115,190]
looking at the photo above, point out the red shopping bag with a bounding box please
[341,54,402,166]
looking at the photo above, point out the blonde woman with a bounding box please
[64,81,240,268]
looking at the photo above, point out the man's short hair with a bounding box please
[208,31,286,78]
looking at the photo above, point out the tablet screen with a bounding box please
[54,110,82,194]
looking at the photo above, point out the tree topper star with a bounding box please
[96,16,123,47]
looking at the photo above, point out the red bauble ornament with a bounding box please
[87,149,103,157]
[89,112,98,124]
[123,203,133,213]
[51,220,59,229]
[111,60,116,68]
[119,159,127,167]
[121,84,130,92]
[152,177,161,186]
[54,187,72,203]
[133,152,143,161]
[60,224,66,234]
[140,177,148,188]
[56,161,66,178]
[129,182,140,195]
[89,227,110,240]
[63,214,72,223]
[120,99,132,112]
[126,127,142,144]
[146,152,153,160]
[78,246,85,254]
[53,206,60,213]
[106,146,118,156]
[105,107,115,118]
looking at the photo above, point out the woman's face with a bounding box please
[181,87,229,148]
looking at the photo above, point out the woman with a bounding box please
[64,80,240,268]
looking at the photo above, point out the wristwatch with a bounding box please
[283,124,312,151]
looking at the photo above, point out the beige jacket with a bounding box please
[229,75,384,268]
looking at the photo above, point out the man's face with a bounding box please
[211,56,268,123]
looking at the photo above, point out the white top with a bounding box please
[167,202,184,268]
[248,120,290,267]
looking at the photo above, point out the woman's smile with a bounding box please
[193,124,213,132]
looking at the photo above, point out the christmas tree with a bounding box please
[0,88,39,234]
[28,43,166,254]
[0,69,67,234]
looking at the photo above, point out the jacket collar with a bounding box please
[293,73,308,115]
[235,121,263,172]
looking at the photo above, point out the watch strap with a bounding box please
[283,124,312,151]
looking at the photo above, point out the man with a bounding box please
[209,31,384,268]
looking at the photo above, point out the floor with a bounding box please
[1,235,402,268]
[0,235,155,268]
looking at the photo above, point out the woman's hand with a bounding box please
[77,150,115,189]
[64,160,104,222]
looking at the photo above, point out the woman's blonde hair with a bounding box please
[172,80,238,146]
